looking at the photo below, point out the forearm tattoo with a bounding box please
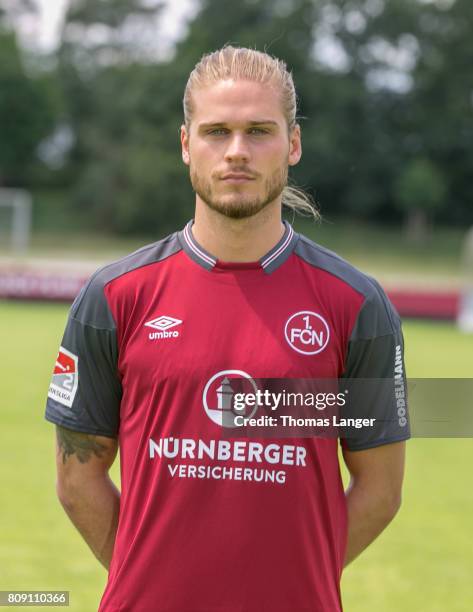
[56,426,107,464]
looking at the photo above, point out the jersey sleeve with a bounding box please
[44,273,122,438]
[340,278,410,451]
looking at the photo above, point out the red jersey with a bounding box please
[46,221,409,611]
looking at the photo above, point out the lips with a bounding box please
[220,173,255,180]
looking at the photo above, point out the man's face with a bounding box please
[181,79,301,219]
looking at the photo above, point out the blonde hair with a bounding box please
[183,45,319,220]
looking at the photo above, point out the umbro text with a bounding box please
[149,330,179,340]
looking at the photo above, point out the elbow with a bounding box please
[381,491,402,524]
[56,478,80,513]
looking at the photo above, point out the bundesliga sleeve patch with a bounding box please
[48,346,79,408]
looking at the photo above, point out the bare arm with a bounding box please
[343,441,406,567]
[55,425,120,570]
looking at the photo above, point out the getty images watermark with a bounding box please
[201,377,408,441]
[200,376,473,439]
[232,388,376,429]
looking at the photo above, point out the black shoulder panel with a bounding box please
[71,232,182,329]
[294,234,399,339]
[44,232,181,437]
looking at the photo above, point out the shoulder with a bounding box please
[71,231,182,327]
[294,232,400,337]
[295,233,379,299]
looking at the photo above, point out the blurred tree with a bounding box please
[395,157,447,242]
[56,1,174,232]
[57,0,318,234]
[307,0,473,228]
[60,0,166,65]
[0,0,37,22]
[53,0,473,234]
[0,21,55,186]
[410,0,473,226]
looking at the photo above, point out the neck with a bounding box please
[192,198,285,263]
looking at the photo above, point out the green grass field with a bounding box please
[0,301,472,611]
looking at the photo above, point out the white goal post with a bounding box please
[0,188,32,254]
[457,226,473,333]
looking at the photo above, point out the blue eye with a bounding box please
[206,127,269,136]
[208,128,228,135]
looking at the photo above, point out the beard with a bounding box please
[190,162,288,219]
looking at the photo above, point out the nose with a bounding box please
[224,133,250,164]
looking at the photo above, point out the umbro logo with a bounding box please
[145,315,182,340]
[145,315,182,331]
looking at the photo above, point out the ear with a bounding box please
[288,124,302,167]
[180,124,190,166]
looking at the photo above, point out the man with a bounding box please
[46,46,409,611]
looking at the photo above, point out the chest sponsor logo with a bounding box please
[48,346,78,408]
[202,370,258,428]
[145,315,182,340]
[284,310,330,355]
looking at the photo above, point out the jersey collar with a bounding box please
[178,219,298,274]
